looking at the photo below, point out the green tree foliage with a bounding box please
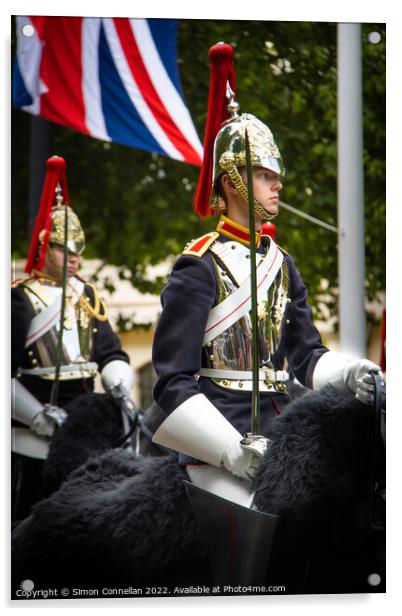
[11,19,385,323]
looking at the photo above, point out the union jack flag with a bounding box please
[13,16,203,166]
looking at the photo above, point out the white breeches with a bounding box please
[186,464,254,508]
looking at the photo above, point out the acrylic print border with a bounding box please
[6,0,392,612]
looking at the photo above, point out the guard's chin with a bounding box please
[261,205,278,219]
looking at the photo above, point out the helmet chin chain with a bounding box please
[219,155,278,222]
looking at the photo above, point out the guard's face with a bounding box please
[42,244,80,279]
[242,166,283,218]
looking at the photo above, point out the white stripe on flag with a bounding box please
[16,16,47,115]
[82,17,111,141]
[102,18,184,161]
[131,19,203,159]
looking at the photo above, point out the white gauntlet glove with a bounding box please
[222,440,263,481]
[31,411,56,437]
[313,352,384,406]
[30,404,67,437]
[343,359,384,405]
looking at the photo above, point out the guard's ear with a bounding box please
[221,173,236,194]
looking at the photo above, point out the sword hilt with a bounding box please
[240,433,272,460]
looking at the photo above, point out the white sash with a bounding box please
[203,239,283,344]
[25,276,85,348]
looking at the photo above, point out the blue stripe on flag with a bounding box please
[98,22,167,156]
[12,59,33,107]
[147,19,184,97]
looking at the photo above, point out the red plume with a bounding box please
[25,156,70,274]
[193,43,237,218]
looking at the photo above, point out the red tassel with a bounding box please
[25,156,70,274]
[194,43,237,218]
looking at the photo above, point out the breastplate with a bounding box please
[21,278,97,380]
[203,241,289,376]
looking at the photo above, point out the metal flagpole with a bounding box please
[337,23,366,356]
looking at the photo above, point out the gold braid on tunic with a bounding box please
[79,282,108,322]
[30,270,109,322]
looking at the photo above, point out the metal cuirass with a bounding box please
[201,241,289,393]
[20,277,98,380]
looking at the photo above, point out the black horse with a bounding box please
[12,384,385,597]
[42,392,169,495]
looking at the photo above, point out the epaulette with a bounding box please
[17,277,51,293]
[13,276,44,291]
[182,232,219,257]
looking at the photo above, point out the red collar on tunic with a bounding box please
[215,215,261,248]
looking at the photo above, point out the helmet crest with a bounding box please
[194,44,284,221]
[25,156,84,273]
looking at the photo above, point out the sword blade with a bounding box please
[245,129,260,435]
[50,203,69,407]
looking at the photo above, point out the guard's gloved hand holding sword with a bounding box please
[223,434,270,481]
[32,404,67,437]
[12,378,66,439]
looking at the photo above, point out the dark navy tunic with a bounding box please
[152,236,328,463]
[12,283,130,407]
[12,280,130,521]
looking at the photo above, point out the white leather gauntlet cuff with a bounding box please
[152,393,242,468]
[312,351,355,390]
[12,378,44,426]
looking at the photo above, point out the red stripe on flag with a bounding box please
[29,16,46,39]
[113,18,202,166]
[38,17,88,134]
